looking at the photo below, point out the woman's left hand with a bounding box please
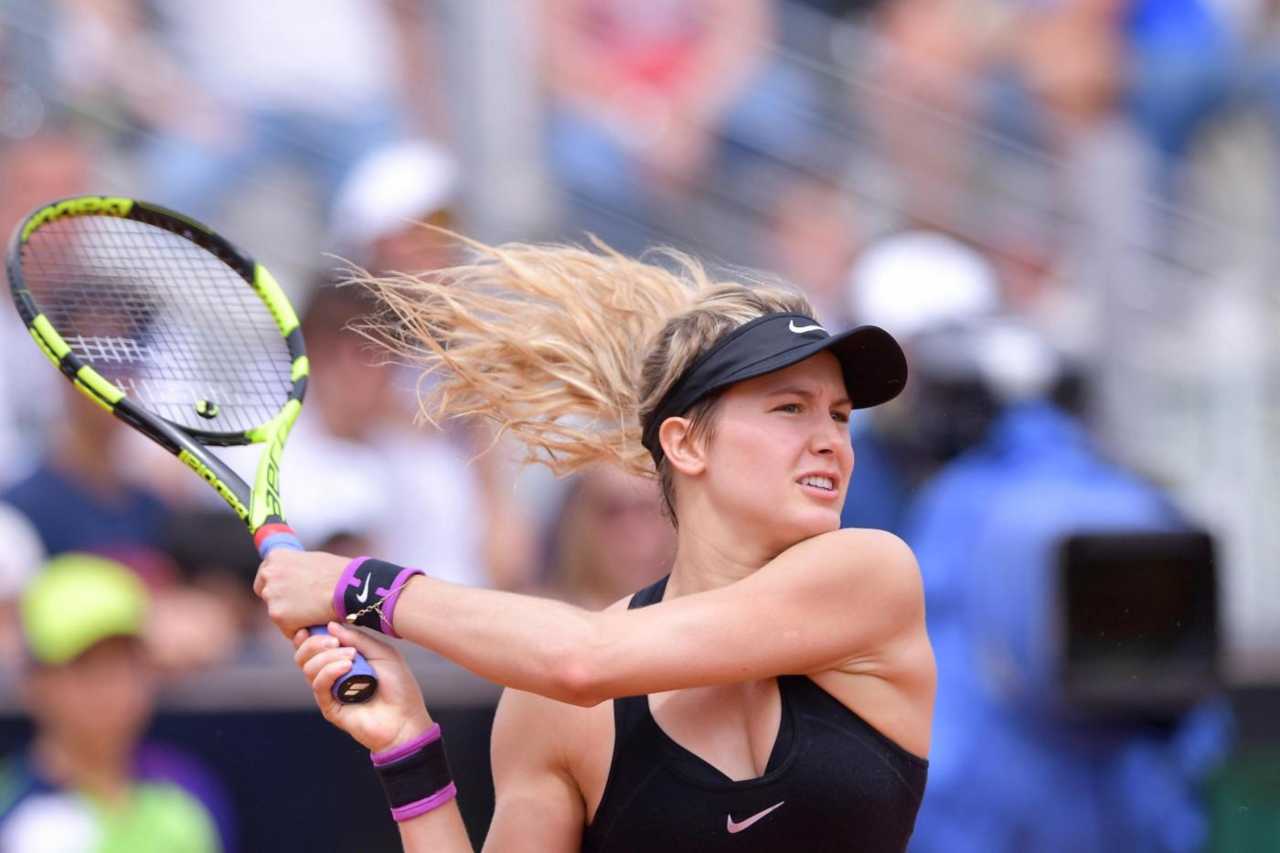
[294,621,434,754]
[254,549,348,636]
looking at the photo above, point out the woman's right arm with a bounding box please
[266,528,927,707]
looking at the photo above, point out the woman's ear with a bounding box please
[659,417,708,477]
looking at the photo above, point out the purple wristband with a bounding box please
[371,724,455,823]
[378,566,424,638]
[390,782,458,822]
[371,723,442,766]
[333,556,371,621]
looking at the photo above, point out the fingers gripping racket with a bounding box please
[7,195,377,703]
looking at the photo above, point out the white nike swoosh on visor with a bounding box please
[788,320,826,335]
[355,574,372,603]
[726,801,785,834]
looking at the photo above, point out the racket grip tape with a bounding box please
[255,522,379,704]
[309,625,379,703]
[254,522,305,556]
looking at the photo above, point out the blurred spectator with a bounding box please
[1123,0,1236,196]
[51,0,446,222]
[280,282,535,589]
[903,316,1232,852]
[840,230,1001,534]
[865,0,1158,279]
[328,138,460,275]
[0,381,242,672]
[761,170,862,329]
[0,132,93,239]
[847,230,1002,339]
[0,554,228,851]
[864,0,990,229]
[540,0,821,250]
[977,0,1149,269]
[2,381,172,569]
[0,1,70,141]
[0,503,45,670]
[0,131,92,479]
[1119,0,1280,222]
[1007,0,1126,139]
[0,128,243,670]
[329,147,539,590]
[542,466,674,610]
[162,509,278,659]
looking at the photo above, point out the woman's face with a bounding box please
[698,351,854,552]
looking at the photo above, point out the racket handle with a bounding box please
[309,625,379,704]
[254,523,306,557]
[255,522,380,705]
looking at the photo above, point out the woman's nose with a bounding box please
[810,419,841,455]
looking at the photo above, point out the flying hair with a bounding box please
[350,231,813,515]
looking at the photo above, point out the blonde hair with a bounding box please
[355,234,812,517]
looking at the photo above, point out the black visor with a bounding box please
[641,313,907,465]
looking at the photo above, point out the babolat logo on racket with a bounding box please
[21,196,132,241]
[178,449,249,520]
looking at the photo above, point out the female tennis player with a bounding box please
[256,240,935,852]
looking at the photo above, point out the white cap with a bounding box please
[973,317,1061,403]
[847,231,1001,340]
[911,314,1063,403]
[0,503,45,600]
[329,139,460,252]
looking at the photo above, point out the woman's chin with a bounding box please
[809,514,843,538]
[776,510,842,547]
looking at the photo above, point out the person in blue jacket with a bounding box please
[903,316,1232,852]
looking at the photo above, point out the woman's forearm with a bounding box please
[393,577,602,705]
[398,801,473,853]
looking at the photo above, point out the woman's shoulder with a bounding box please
[770,528,925,621]
[819,525,912,549]
[792,527,919,575]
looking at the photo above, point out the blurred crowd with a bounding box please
[2,0,1277,850]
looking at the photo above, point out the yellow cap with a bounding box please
[21,553,148,665]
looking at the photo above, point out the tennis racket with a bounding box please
[6,195,377,703]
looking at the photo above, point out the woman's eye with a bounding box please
[832,411,851,424]
[775,403,802,414]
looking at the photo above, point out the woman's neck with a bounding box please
[665,520,772,599]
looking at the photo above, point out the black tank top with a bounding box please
[581,576,927,853]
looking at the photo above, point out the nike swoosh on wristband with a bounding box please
[788,320,826,335]
[726,801,785,834]
[355,574,372,603]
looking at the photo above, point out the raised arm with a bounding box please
[398,527,924,705]
[261,527,927,707]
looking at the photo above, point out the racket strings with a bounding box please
[19,215,294,435]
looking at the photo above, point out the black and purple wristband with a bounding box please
[371,723,457,822]
[333,557,424,637]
